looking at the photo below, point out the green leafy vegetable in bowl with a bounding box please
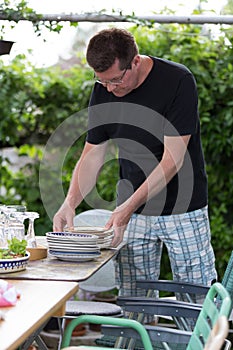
[0,237,27,259]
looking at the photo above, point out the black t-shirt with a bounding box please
[87,56,208,215]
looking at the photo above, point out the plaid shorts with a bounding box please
[116,206,217,297]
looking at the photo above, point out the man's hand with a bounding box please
[105,203,134,247]
[53,201,75,232]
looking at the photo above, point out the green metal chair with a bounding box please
[138,250,233,305]
[117,281,207,331]
[116,250,233,331]
[204,315,229,350]
[60,252,233,349]
[220,250,233,303]
[187,282,231,349]
[61,315,154,350]
[98,282,232,350]
[61,282,231,350]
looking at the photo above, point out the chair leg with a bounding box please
[34,335,49,350]
[57,317,66,350]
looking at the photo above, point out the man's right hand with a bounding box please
[53,201,76,232]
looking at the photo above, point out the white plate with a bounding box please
[99,242,112,249]
[46,233,98,247]
[56,256,98,262]
[49,250,101,262]
[97,233,114,242]
[47,243,100,251]
[47,246,100,254]
[46,238,98,247]
[46,241,99,248]
[49,249,100,256]
[66,226,114,235]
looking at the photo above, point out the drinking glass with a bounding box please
[25,211,39,248]
[0,205,6,247]
[0,205,27,246]
[6,205,26,213]
[0,206,18,246]
[7,211,28,241]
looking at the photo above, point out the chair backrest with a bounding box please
[204,315,229,350]
[73,209,112,227]
[221,251,233,303]
[187,282,232,350]
[135,250,233,305]
[102,283,231,350]
[136,279,209,303]
[74,209,117,294]
[61,314,154,350]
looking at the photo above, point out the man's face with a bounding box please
[94,57,139,97]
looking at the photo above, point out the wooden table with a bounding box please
[0,279,78,350]
[0,237,120,282]
[0,236,122,349]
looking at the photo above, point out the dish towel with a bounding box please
[0,279,20,307]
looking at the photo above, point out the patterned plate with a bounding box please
[48,250,101,262]
[46,231,98,239]
[46,232,98,245]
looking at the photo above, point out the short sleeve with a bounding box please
[164,73,198,136]
[86,90,110,144]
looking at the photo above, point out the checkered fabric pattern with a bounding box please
[116,206,217,298]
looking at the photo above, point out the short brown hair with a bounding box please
[86,28,138,72]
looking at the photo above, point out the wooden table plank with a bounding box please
[0,280,78,350]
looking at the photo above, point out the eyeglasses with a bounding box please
[94,64,130,86]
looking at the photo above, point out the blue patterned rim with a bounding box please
[46,232,98,239]
[0,251,30,271]
[49,249,100,256]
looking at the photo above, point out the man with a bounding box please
[53,28,217,297]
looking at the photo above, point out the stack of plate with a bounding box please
[46,232,101,262]
[65,226,114,249]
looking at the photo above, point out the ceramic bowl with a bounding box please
[0,251,30,274]
[27,246,47,261]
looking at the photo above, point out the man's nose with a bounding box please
[106,83,117,92]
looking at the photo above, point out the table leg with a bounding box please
[19,322,48,350]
